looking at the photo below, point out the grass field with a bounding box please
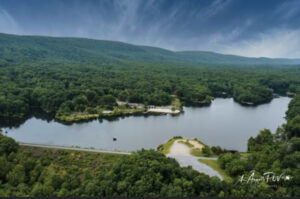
[157,136,183,154]
[191,148,204,157]
[178,140,194,148]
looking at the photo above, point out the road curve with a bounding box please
[167,154,222,179]
[167,140,223,180]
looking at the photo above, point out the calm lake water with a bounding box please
[4,97,291,152]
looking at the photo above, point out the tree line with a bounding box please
[1,61,299,125]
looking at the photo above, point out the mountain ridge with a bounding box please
[1,32,300,66]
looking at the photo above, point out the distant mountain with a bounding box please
[1,33,300,66]
[177,51,300,65]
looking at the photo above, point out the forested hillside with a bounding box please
[1,33,300,125]
[1,33,300,66]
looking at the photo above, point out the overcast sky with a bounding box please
[1,0,300,58]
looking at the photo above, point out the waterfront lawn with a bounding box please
[178,140,194,148]
[56,113,99,123]
[191,148,204,157]
[55,105,145,123]
[171,97,182,110]
[157,136,183,154]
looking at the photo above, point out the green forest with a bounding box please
[0,95,299,197]
[0,34,300,125]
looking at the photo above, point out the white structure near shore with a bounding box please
[116,101,181,115]
[147,106,180,115]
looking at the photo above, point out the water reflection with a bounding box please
[4,97,291,152]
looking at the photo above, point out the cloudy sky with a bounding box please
[1,0,300,58]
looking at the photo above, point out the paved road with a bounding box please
[19,142,131,155]
[167,154,222,179]
[167,140,223,180]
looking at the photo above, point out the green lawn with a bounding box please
[171,97,182,110]
[191,148,204,157]
[160,137,209,156]
[198,159,232,182]
[178,140,194,148]
[192,138,207,146]
[157,136,182,154]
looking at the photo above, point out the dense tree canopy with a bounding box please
[0,57,299,125]
[1,34,300,125]
[98,150,224,197]
[0,133,19,155]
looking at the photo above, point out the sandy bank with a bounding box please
[147,107,180,114]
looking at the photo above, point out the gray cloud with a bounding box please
[221,29,300,58]
[0,0,299,58]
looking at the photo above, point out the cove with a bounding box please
[3,97,291,152]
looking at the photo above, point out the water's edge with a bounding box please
[4,97,291,152]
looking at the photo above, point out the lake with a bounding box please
[3,97,291,152]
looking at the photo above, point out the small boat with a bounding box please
[113,137,117,141]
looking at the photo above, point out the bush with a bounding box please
[0,134,19,156]
[98,150,223,197]
[6,164,26,186]
[247,129,274,152]
[211,146,224,155]
[202,146,213,157]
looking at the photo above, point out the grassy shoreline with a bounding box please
[198,159,232,182]
[55,97,183,123]
[157,136,183,154]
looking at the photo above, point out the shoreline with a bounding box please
[0,96,291,128]
[19,142,131,155]
[55,107,183,124]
